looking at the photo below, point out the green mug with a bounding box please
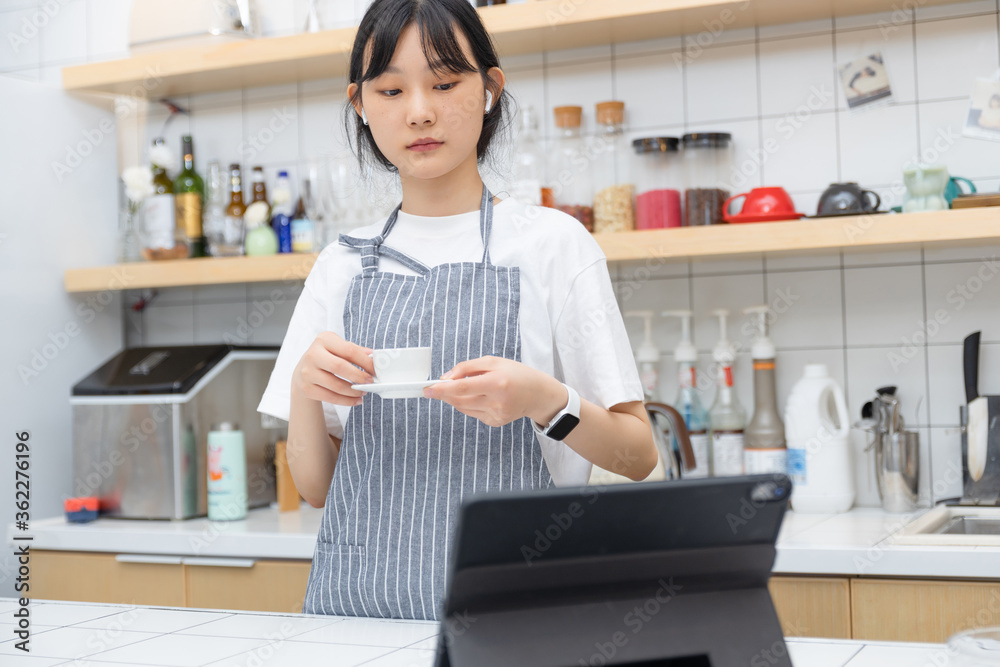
[945,176,977,208]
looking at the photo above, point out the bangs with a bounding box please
[359,1,479,83]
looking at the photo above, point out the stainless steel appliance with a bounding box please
[71,345,278,520]
[857,386,920,512]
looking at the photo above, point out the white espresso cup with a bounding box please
[370,346,432,384]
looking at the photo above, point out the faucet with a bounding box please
[644,402,697,480]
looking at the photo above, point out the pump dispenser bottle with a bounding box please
[663,310,710,477]
[742,306,787,474]
[625,311,661,401]
[709,309,746,476]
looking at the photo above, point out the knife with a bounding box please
[964,331,988,482]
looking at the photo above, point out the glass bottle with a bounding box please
[510,105,545,206]
[631,137,683,229]
[682,132,734,226]
[251,166,269,214]
[291,180,316,253]
[203,161,227,257]
[175,135,206,258]
[592,100,635,234]
[219,164,246,256]
[270,171,294,254]
[548,105,593,231]
[144,138,176,256]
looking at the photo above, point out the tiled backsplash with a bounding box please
[3,0,1000,507]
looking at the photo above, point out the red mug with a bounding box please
[723,187,797,222]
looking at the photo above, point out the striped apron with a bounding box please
[302,185,554,621]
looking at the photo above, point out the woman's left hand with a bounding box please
[423,356,564,428]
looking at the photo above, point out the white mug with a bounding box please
[370,347,432,384]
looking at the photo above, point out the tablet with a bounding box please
[435,474,792,667]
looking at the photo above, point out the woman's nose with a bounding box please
[406,91,436,126]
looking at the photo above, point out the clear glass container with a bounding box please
[203,161,228,257]
[509,105,545,206]
[948,627,1000,666]
[631,137,682,229]
[682,132,733,226]
[592,100,635,234]
[547,105,593,231]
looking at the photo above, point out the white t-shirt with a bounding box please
[257,194,643,487]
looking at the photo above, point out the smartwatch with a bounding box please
[531,383,581,441]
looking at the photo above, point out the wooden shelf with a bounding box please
[64,208,1000,293]
[65,252,319,293]
[63,0,969,97]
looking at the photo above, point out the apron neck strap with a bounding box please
[377,183,495,265]
[340,183,496,275]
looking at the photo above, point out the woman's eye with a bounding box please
[436,83,457,91]
[381,89,401,97]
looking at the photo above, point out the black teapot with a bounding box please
[817,182,881,215]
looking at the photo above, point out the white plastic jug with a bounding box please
[784,364,853,513]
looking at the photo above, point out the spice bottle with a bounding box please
[592,101,635,234]
[548,105,594,231]
[682,132,733,226]
[631,137,683,229]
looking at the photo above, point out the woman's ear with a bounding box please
[485,67,506,108]
[347,82,364,123]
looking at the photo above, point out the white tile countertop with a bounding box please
[8,503,1000,579]
[0,597,954,666]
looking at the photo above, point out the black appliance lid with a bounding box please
[72,345,233,396]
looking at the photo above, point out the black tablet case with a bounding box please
[434,475,793,667]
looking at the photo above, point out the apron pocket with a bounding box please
[315,541,366,557]
[305,541,368,616]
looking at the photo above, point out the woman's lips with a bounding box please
[408,141,443,152]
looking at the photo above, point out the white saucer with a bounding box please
[350,378,453,399]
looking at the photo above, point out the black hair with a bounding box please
[345,0,513,173]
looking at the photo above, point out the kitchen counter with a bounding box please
[0,596,955,666]
[9,503,1000,579]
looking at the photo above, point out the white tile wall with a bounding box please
[3,0,1000,508]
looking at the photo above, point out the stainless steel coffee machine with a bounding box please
[71,345,279,520]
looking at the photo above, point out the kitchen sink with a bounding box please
[893,505,1000,546]
[936,516,1000,536]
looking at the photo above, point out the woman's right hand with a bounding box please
[292,332,375,406]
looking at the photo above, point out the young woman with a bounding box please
[258,0,657,622]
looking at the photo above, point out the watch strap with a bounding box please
[531,383,581,440]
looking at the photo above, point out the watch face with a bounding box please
[547,414,580,441]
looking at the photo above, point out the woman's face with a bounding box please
[349,23,503,180]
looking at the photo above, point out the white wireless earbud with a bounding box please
[484,90,493,114]
[361,108,369,126]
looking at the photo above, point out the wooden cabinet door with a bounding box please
[852,578,1000,643]
[768,576,852,639]
[31,550,186,607]
[185,558,312,613]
